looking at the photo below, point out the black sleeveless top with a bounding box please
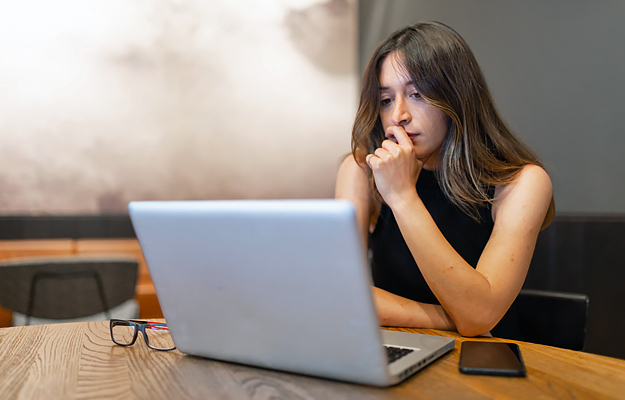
[369,169,519,337]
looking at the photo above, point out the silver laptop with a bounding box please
[128,199,454,386]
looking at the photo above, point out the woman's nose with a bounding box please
[391,97,411,126]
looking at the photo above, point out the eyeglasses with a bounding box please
[110,319,176,351]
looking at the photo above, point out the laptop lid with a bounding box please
[129,199,453,386]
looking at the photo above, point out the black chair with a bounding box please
[0,255,139,325]
[512,288,589,351]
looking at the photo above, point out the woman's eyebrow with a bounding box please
[379,82,415,91]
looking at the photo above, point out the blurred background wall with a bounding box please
[0,0,357,215]
[4,0,623,215]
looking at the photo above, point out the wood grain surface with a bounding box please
[0,322,624,399]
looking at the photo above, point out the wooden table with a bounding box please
[0,321,624,399]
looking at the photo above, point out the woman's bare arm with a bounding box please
[367,129,553,336]
[334,155,374,247]
[336,154,461,332]
[372,286,457,330]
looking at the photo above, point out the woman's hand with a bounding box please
[365,126,422,207]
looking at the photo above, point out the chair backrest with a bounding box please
[0,255,138,321]
[515,288,589,351]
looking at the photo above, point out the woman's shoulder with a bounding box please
[335,153,373,210]
[337,153,367,183]
[492,164,553,225]
[513,164,551,188]
[495,164,551,196]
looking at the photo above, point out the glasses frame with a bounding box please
[110,319,176,351]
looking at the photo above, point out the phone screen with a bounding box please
[458,341,526,377]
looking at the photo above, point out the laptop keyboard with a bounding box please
[385,346,414,363]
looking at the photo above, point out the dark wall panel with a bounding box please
[0,216,135,240]
[527,216,625,359]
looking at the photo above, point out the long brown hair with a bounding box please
[352,21,554,227]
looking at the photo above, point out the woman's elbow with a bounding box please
[454,315,498,337]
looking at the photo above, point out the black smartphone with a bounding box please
[458,341,526,377]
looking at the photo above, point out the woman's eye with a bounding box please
[380,98,391,106]
[410,92,421,99]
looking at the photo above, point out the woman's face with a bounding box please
[378,53,449,170]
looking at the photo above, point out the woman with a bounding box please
[335,22,554,337]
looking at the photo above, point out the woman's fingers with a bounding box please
[374,147,389,159]
[369,142,404,169]
[381,139,398,152]
[391,126,413,147]
[368,127,417,172]
[365,153,376,168]
[385,126,413,146]
[367,149,385,170]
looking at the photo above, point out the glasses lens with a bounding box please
[144,325,175,350]
[111,321,136,345]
